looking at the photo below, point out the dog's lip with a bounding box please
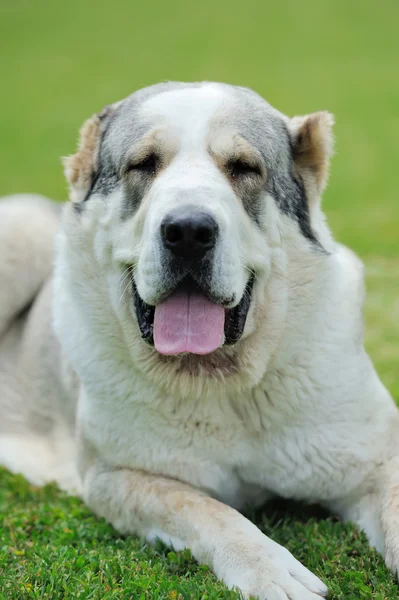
[131,272,255,348]
[223,275,254,345]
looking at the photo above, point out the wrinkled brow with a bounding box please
[120,128,179,175]
[208,131,266,174]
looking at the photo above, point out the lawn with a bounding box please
[0,0,398,598]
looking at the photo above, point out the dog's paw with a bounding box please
[221,543,328,600]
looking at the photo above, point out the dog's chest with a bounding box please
[82,376,372,509]
[83,391,263,507]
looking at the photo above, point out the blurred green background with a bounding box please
[1,2,399,598]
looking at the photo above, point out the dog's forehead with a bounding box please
[105,83,291,168]
[140,85,227,135]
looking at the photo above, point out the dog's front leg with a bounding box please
[331,453,399,580]
[83,464,327,599]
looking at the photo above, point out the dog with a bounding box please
[0,82,398,599]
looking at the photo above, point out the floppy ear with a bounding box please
[63,104,118,203]
[289,111,334,206]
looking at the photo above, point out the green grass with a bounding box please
[1,471,399,600]
[0,0,398,597]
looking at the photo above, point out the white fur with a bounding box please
[0,84,398,600]
[0,432,81,493]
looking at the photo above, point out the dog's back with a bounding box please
[0,194,80,491]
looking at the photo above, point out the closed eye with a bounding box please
[228,159,263,180]
[126,153,158,176]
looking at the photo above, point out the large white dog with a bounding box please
[0,82,398,599]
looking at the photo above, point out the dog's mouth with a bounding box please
[132,275,254,356]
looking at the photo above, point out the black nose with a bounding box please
[161,209,218,260]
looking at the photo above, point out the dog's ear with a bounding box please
[289,111,334,206]
[63,103,119,204]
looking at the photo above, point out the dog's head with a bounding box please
[61,82,334,396]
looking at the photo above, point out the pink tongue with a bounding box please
[154,290,225,355]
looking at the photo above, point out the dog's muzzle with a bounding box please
[132,207,254,356]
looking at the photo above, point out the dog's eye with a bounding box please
[228,159,262,180]
[127,153,158,176]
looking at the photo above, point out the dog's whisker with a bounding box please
[119,268,131,294]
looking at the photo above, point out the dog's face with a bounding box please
[62,82,334,395]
